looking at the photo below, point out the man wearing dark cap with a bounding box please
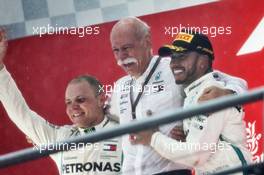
[109,17,251,175]
[132,31,252,174]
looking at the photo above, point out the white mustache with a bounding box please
[117,57,138,66]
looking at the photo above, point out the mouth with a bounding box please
[123,62,136,68]
[72,112,85,118]
[172,68,184,76]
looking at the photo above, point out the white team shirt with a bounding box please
[150,72,252,175]
[109,56,248,175]
[0,67,122,175]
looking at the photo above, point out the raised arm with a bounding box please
[0,29,7,69]
[0,29,59,146]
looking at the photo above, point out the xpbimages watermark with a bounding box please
[164,24,232,37]
[32,141,100,153]
[32,24,100,37]
[165,141,232,154]
[99,83,166,96]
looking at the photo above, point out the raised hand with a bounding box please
[0,28,8,69]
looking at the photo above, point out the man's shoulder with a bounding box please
[114,75,131,85]
[186,72,225,95]
[105,114,119,124]
[159,56,171,64]
[156,56,172,74]
[153,56,176,84]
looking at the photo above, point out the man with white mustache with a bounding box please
[109,17,248,175]
[117,57,138,67]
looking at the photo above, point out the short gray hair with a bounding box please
[111,16,150,41]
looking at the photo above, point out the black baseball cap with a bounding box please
[158,31,214,60]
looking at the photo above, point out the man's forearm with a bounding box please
[0,67,57,145]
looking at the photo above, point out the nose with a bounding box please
[116,49,129,61]
[170,58,179,68]
[69,101,80,111]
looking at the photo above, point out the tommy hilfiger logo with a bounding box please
[103,144,117,151]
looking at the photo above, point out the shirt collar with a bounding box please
[78,116,109,134]
[184,72,215,94]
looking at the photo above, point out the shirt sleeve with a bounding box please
[0,66,59,146]
[150,109,231,167]
[215,70,248,94]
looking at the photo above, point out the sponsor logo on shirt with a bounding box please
[155,71,162,81]
[62,162,121,174]
[103,144,117,152]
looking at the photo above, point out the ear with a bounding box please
[97,93,106,107]
[198,55,210,72]
[143,33,152,49]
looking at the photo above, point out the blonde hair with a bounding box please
[69,75,103,96]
